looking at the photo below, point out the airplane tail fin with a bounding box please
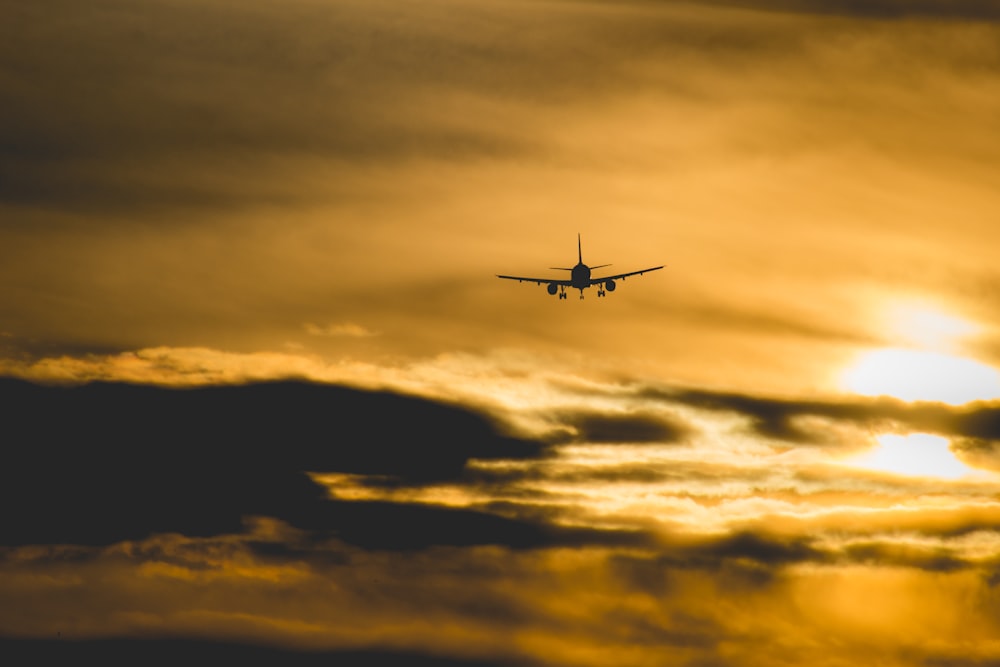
[577,234,609,270]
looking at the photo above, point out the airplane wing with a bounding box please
[496,274,573,286]
[589,265,664,285]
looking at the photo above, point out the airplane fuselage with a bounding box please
[571,263,591,289]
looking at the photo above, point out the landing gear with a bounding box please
[597,289,606,297]
[559,291,567,300]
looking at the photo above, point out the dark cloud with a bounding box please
[554,408,691,444]
[697,0,1000,19]
[923,657,1000,667]
[0,378,570,549]
[647,386,1000,446]
[628,531,822,569]
[951,408,1000,441]
[658,387,899,443]
[0,638,525,667]
[840,541,965,572]
[692,531,821,565]
[455,452,761,494]
[275,500,651,553]
[553,463,690,484]
[617,528,994,579]
[602,532,825,593]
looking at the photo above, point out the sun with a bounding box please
[841,433,984,480]
[839,302,1000,405]
[841,348,1000,405]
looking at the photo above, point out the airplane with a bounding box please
[497,234,663,300]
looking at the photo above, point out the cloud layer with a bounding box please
[4,367,1000,665]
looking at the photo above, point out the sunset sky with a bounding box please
[5,1,1000,664]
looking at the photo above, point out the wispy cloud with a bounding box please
[304,322,379,338]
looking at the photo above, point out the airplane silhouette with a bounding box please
[497,234,663,300]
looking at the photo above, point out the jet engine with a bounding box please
[604,280,616,292]
[547,283,559,295]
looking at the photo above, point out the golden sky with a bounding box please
[4,0,1000,664]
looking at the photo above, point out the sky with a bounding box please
[4,0,1000,664]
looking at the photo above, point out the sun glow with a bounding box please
[887,303,978,351]
[841,433,983,480]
